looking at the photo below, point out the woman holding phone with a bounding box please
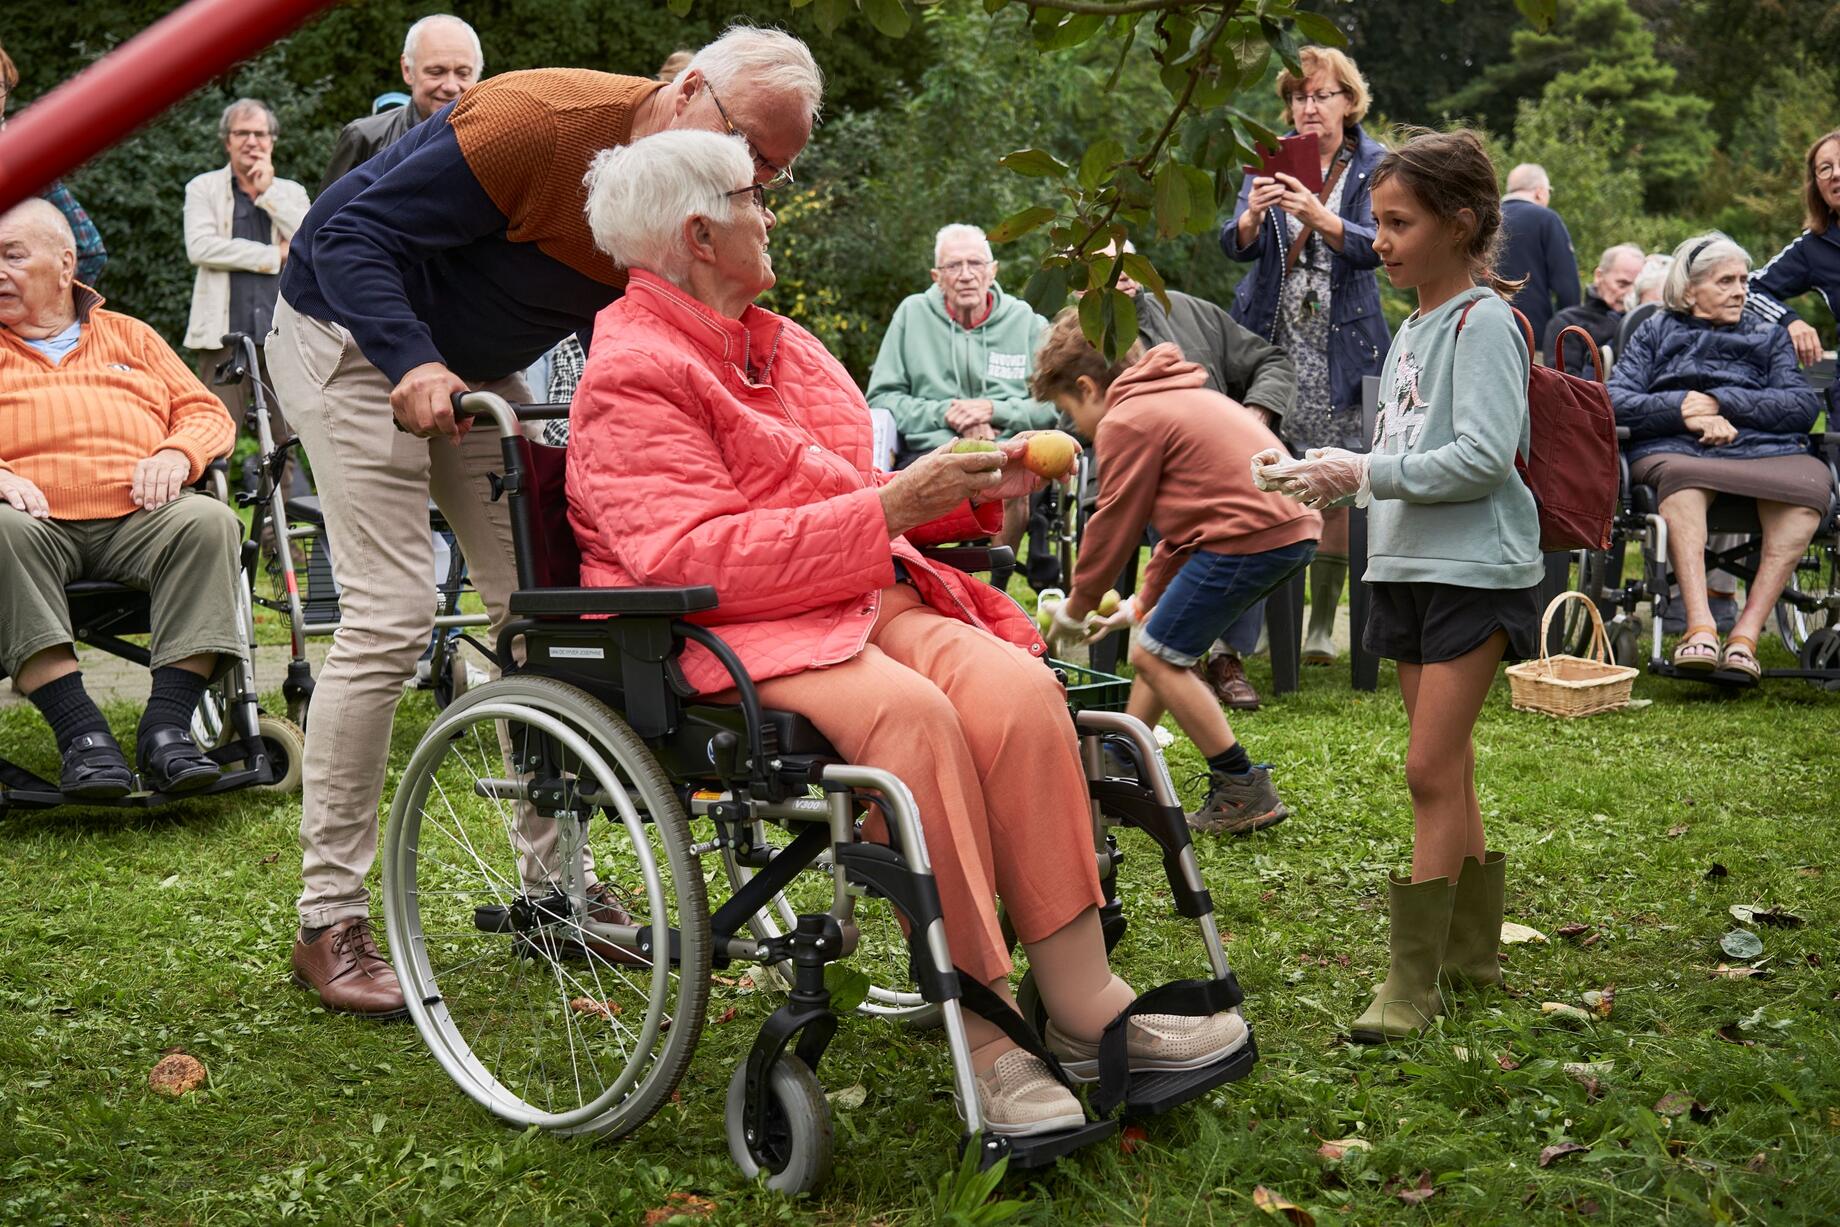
[1222,45,1389,667]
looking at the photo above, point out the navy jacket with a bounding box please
[1608,311,1821,464]
[1499,198,1580,349]
[1747,225,1840,331]
[1221,123,1390,414]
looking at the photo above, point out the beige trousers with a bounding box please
[267,298,577,927]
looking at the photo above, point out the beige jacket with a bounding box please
[182,164,310,350]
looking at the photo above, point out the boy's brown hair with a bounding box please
[1029,306,1144,403]
[1372,127,1526,298]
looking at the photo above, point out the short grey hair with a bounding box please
[583,130,753,285]
[933,223,993,267]
[1662,233,1750,312]
[1505,162,1548,194]
[0,198,77,257]
[403,14,483,71]
[218,98,277,141]
[1629,253,1672,309]
[680,25,824,124]
[1597,242,1644,273]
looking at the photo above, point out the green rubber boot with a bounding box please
[1350,872,1458,1043]
[1303,554,1348,664]
[1440,851,1507,991]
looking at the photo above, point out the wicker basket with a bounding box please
[1506,591,1639,718]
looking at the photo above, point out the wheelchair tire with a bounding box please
[384,675,709,1140]
[725,1055,832,1195]
[254,714,304,793]
[1774,546,1837,657]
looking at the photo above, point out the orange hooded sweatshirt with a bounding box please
[1071,343,1322,611]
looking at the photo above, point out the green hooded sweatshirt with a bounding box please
[865,283,1056,455]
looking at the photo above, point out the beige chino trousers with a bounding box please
[267,298,582,927]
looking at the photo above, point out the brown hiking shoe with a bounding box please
[291,917,407,1019]
[1188,766,1290,835]
[1199,654,1260,710]
[517,881,648,967]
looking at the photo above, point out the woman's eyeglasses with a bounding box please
[725,183,770,213]
[1289,89,1347,109]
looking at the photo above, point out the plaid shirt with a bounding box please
[541,333,586,446]
[43,180,108,286]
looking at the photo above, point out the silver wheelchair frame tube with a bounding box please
[1647,514,1669,664]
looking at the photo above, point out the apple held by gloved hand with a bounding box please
[1097,589,1122,617]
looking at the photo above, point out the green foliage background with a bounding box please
[4,0,1838,372]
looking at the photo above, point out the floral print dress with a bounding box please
[1273,166,1362,452]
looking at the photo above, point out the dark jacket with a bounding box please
[1746,225,1840,331]
[1499,197,1580,349]
[1135,287,1297,423]
[1608,311,1821,464]
[1542,290,1620,377]
[320,104,421,195]
[1220,122,1390,414]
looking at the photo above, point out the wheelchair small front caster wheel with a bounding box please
[255,714,304,793]
[726,1056,832,1194]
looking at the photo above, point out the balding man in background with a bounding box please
[1544,242,1644,373]
[1498,163,1580,355]
[321,14,483,193]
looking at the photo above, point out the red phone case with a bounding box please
[1242,134,1322,194]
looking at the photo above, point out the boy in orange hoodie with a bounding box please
[1034,309,1320,834]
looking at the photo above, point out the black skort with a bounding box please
[1363,581,1543,665]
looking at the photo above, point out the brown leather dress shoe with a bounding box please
[291,917,408,1019]
[1199,654,1260,711]
[518,882,648,967]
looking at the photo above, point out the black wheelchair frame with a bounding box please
[382,392,1258,1190]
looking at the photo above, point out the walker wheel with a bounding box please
[255,714,305,793]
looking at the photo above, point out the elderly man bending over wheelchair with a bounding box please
[0,199,242,796]
[1607,232,1826,680]
[564,131,1245,1137]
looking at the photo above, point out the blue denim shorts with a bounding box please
[1137,541,1317,667]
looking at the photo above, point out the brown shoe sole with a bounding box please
[290,972,409,1021]
[1188,804,1290,837]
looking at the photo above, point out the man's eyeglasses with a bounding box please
[228,129,276,141]
[1289,89,1347,108]
[935,259,991,276]
[725,183,770,213]
[706,80,794,188]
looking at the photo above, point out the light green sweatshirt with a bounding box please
[1365,288,1543,589]
[865,283,1056,454]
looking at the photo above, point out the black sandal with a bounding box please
[137,726,221,795]
[59,732,135,801]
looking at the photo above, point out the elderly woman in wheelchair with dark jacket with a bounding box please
[1607,232,1827,680]
[563,130,1244,1137]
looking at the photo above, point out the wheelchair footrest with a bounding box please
[1118,1027,1258,1117]
[974,1118,1119,1171]
[1648,660,1759,688]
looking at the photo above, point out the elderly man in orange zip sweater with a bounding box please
[0,199,241,800]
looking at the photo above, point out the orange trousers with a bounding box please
[744,583,1104,982]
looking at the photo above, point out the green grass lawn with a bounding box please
[1,649,1836,1226]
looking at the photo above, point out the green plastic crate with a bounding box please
[1052,659,1131,712]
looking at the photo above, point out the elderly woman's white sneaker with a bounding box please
[971,1049,1087,1136]
[1044,1010,1250,1084]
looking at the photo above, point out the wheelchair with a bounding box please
[0,464,304,816]
[380,393,1257,1193]
[214,333,492,725]
[1568,427,1840,690]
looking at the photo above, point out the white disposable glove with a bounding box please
[1081,596,1137,644]
[1047,601,1095,651]
[1250,446,1288,492]
[1270,447,1372,510]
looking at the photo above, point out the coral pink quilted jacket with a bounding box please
[567,271,1047,696]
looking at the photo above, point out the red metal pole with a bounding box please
[0,0,336,213]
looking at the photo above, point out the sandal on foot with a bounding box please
[59,732,135,800]
[1719,636,1761,681]
[137,726,221,794]
[1671,625,1720,672]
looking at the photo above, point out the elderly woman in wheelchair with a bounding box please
[1608,232,1827,681]
[376,129,1253,1192]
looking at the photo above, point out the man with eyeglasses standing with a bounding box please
[265,26,824,1020]
[867,223,1057,567]
[182,99,310,502]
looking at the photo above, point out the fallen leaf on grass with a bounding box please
[1120,1124,1149,1156]
[259,851,280,864]
[1541,1002,1594,1025]
[1251,1185,1312,1224]
[642,1192,716,1224]
[1715,1025,1756,1047]
[1710,963,1770,980]
[1654,1091,1708,1119]
[148,1053,207,1097]
[1563,1060,1613,1097]
[1666,824,1689,838]
[826,1083,867,1110]
[1496,1053,1522,1071]
[1746,1152,1771,1172]
[1555,923,1594,941]
[1539,1142,1590,1167]
[1500,922,1548,944]
[1582,986,1616,1018]
[714,1006,738,1025]
[569,997,622,1022]
[1567,1198,1601,1216]
[1704,863,1728,879]
[1391,1171,1436,1205]
[1794,865,1823,877]
[1807,953,1823,968]
[1720,930,1764,960]
[1315,1137,1372,1161]
[1729,904,1804,928]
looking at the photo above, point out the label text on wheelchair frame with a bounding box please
[547,646,606,660]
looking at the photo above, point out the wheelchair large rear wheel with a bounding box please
[1774,545,1837,656]
[384,675,709,1139]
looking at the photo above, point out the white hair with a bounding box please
[1629,253,1672,309]
[1597,242,1644,272]
[0,198,76,257]
[933,223,993,267]
[680,25,823,124]
[1505,163,1549,194]
[583,129,752,284]
[403,14,483,71]
[1662,233,1750,313]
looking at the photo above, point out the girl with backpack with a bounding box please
[1257,128,1543,1041]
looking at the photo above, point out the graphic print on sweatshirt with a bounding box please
[1373,347,1429,453]
[987,351,1029,380]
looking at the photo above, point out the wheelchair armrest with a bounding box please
[1615,426,1631,442]
[916,543,1015,574]
[508,586,718,617]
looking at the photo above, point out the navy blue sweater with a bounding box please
[1498,198,1580,351]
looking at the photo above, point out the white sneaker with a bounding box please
[1045,1010,1249,1084]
